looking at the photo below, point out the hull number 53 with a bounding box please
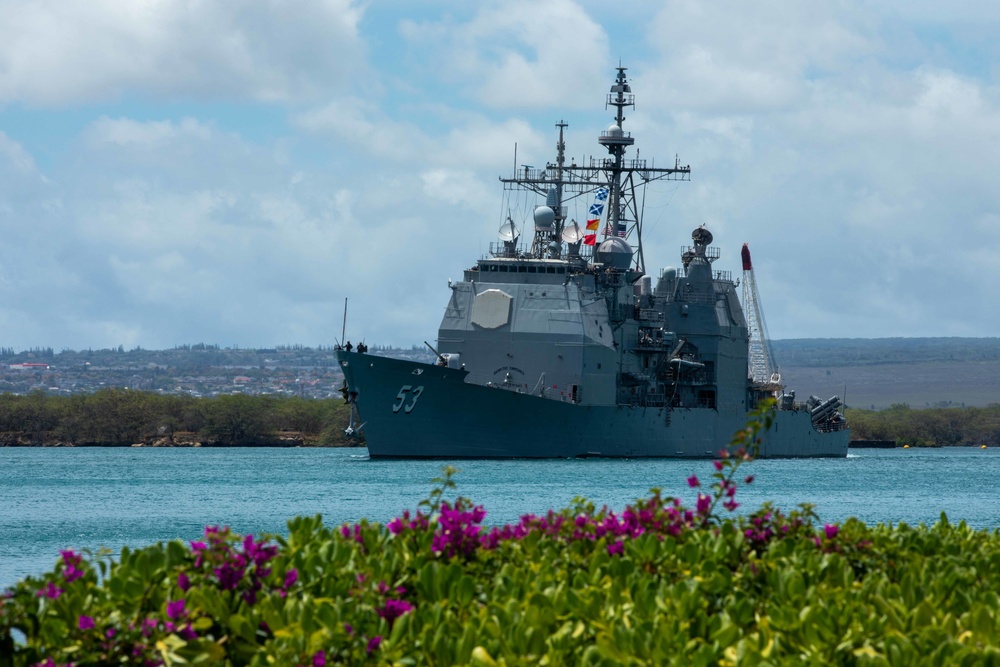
[392,385,425,414]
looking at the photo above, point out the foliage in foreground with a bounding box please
[3,405,1000,666]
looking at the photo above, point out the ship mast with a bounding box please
[500,66,692,270]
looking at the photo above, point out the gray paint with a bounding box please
[338,66,848,458]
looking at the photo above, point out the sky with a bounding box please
[1,0,999,351]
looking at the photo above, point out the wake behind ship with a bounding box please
[337,66,849,458]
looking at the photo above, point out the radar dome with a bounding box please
[595,237,632,270]
[533,205,555,230]
[607,123,624,137]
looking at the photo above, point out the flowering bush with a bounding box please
[3,402,1000,665]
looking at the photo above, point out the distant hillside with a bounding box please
[771,338,1000,410]
[771,337,1000,366]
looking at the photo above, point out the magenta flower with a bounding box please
[744,475,755,484]
[686,475,700,488]
[387,517,404,534]
[177,572,190,592]
[37,581,63,599]
[824,524,839,539]
[284,568,298,588]
[607,540,624,556]
[696,494,711,515]
[713,460,724,471]
[166,599,186,620]
[179,624,198,640]
[78,615,96,630]
[367,636,383,654]
[312,651,326,667]
[377,599,414,627]
[59,551,85,584]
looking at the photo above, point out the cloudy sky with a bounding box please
[1,0,998,351]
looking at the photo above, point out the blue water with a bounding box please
[2,447,998,589]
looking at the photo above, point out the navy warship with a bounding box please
[337,66,849,458]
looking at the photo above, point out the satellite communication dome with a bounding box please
[533,205,555,230]
[692,226,713,246]
[607,123,624,137]
[595,237,632,270]
[561,221,583,244]
[498,220,519,241]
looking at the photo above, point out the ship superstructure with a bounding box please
[336,67,848,458]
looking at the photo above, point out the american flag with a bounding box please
[603,222,627,237]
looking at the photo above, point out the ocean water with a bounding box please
[2,446,998,589]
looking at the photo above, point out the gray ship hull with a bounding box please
[338,352,849,458]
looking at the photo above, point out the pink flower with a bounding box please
[166,599,186,620]
[696,494,711,515]
[366,636,382,654]
[36,581,63,599]
[744,475,755,484]
[312,651,326,667]
[78,615,96,630]
[177,572,190,591]
[377,599,414,627]
[607,540,624,556]
[284,569,298,588]
[713,460,724,471]
[824,524,839,539]
[686,475,700,488]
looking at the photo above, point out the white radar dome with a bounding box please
[595,237,633,270]
[533,205,555,230]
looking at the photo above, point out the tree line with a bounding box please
[4,388,997,448]
[846,403,1000,447]
[0,389,359,447]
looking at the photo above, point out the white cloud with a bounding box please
[2,1,1000,349]
[0,0,366,106]
[399,0,609,110]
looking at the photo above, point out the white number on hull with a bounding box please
[392,385,425,414]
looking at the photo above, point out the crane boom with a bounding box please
[741,244,780,385]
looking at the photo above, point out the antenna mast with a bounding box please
[341,297,348,347]
[498,66,691,270]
